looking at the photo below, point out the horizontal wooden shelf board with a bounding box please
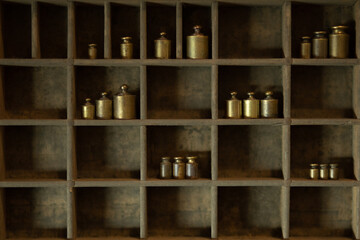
[216,177,285,186]
[291,118,359,125]
[216,118,286,125]
[145,178,212,186]
[76,238,140,240]
[218,0,284,6]
[0,119,68,126]
[0,179,68,187]
[147,237,211,240]
[288,0,356,5]
[289,237,354,240]
[0,58,68,67]
[217,58,286,66]
[218,237,282,240]
[292,58,359,66]
[290,178,359,187]
[75,178,140,187]
[74,59,142,66]
[74,119,144,126]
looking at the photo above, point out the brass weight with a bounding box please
[155,32,171,59]
[88,44,97,59]
[82,98,95,119]
[329,26,349,58]
[121,36,133,59]
[261,91,278,118]
[187,25,208,59]
[312,31,328,58]
[96,92,112,119]
[113,84,136,119]
[226,91,242,119]
[300,36,311,59]
[243,92,259,119]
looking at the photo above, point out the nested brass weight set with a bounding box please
[160,156,199,179]
[309,163,339,180]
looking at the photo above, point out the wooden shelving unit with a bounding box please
[0,0,359,239]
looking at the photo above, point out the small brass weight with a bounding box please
[121,36,133,59]
[187,25,208,59]
[243,92,260,118]
[155,32,171,59]
[226,92,242,119]
[96,92,112,119]
[88,44,97,59]
[82,98,95,119]
[113,84,136,119]
[261,91,278,118]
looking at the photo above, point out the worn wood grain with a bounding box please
[211,65,218,119]
[140,186,147,238]
[67,187,76,239]
[104,1,111,59]
[211,186,218,238]
[176,1,182,59]
[140,126,147,181]
[0,188,5,240]
[354,125,360,180]
[282,1,291,59]
[211,1,218,59]
[0,2,4,59]
[352,187,360,239]
[68,1,75,59]
[140,0,146,59]
[282,125,290,180]
[211,125,218,180]
[0,127,4,181]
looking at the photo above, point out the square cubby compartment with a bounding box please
[5,187,67,238]
[2,66,67,119]
[219,187,282,238]
[76,126,140,179]
[148,187,211,237]
[2,126,67,180]
[218,2,283,58]
[147,67,211,119]
[218,66,284,118]
[290,187,353,238]
[76,187,140,238]
[291,125,354,180]
[219,125,283,179]
[75,66,140,119]
[292,2,356,58]
[292,66,355,118]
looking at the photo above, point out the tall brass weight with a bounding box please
[261,91,278,118]
[187,25,208,59]
[243,92,259,119]
[312,31,328,58]
[82,98,95,119]
[121,36,133,59]
[300,36,311,59]
[226,92,242,119]
[329,26,349,58]
[155,32,171,59]
[96,92,112,119]
[114,84,136,119]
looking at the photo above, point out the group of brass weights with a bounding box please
[81,84,136,120]
[160,156,199,179]
[309,163,339,180]
[226,91,278,118]
[89,36,134,59]
[301,26,350,58]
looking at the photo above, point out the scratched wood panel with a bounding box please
[76,126,140,179]
[76,187,140,237]
[5,187,67,238]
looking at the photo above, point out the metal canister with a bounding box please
[312,31,328,58]
[88,44,97,59]
[187,25,208,59]
[261,91,278,118]
[319,164,329,180]
[96,92,112,119]
[186,156,199,179]
[160,156,172,179]
[155,32,171,59]
[113,84,136,119]
[329,163,339,180]
[329,26,349,58]
[226,92,242,119]
[173,157,185,179]
[243,92,259,119]
[121,36,133,59]
[300,36,311,58]
[309,163,319,180]
[82,98,95,119]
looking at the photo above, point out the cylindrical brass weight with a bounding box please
[186,156,199,179]
[243,92,259,119]
[121,36,133,59]
[187,25,208,59]
[96,92,112,119]
[173,157,185,179]
[88,44,97,59]
[300,36,311,59]
[114,84,136,119]
[160,156,172,179]
[309,163,319,180]
[82,98,95,119]
[319,164,329,180]
[155,32,171,59]
[226,92,242,119]
[261,91,278,118]
[329,26,349,58]
[312,31,328,58]
[329,163,339,180]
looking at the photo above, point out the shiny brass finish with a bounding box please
[121,36,133,59]
[187,25,208,59]
[155,32,171,59]
[309,163,319,180]
[96,92,112,119]
[186,156,199,179]
[261,91,278,118]
[319,164,329,180]
[114,84,136,119]
[329,163,339,180]
[329,26,349,59]
[243,92,259,119]
[160,156,172,179]
[173,156,185,179]
[82,98,95,119]
[226,92,242,119]
[88,43,97,59]
[300,36,311,59]
[312,31,328,58]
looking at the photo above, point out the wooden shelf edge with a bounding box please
[0,119,68,126]
[290,178,359,187]
[292,58,359,66]
[0,179,68,188]
[0,58,68,66]
[291,118,359,125]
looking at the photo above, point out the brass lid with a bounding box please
[319,163,329,168]
[310,163,319,168]
[122,36,132,43]
[313,31,327,37]
[246,91,257,100]
[332,26,348,34]
[88,43,97,48]
[116,84,133,96]
[186,156,198,160]
[84,98,93,106]
[229,91,239,100]
[157,32,169,40]
[174,156,184,162]
[161,156,171,161]
[99,92,110,100]
[330,163,339,168]
[301,36,311,42]
[192,25,204,36]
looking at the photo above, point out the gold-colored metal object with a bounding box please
[319,164,329,180]
[309,163,319,180]
[96,92,112,119]
[88,43,97,59]
[160,156,172,179]
[226,92,242,119]
[155,32,171,59]
[186,156,199,179]
[114,84,136,119]
[173,157,185,179]
[300,36,311,59]
[329,26,349,58]
[82,98,95,119]
[187,25,208,59]
[312,31,328,58]
[243,92,259,119]
[261,91,278,118]
[121,36,133,59]
[329,163,339,180]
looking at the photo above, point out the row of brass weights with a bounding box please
[309,163,339,180]
[160,156,199,179]
[300,26,350,58]
[226,91,278,118]
[82,84,136,120]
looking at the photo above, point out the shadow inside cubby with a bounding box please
[38,2,67,58]
[291,66,355,118]
[111,3,140,59]
[218,3,283,58]
[148,187,211,237]
[75,2,104,59]
[75,66,140,119]
[292,2,356,58]
[147,67,211,119]
[1,2,31,58]
[76,126,140,179]
[218,66,284,118]
[290,187,353,238]
[218,125,283,179]
[291,125,354,179]
[76,187,140,238]
[218,187,282,238]
[3,66,67,119]
[5,187,67,238]
[147,3,176,59]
